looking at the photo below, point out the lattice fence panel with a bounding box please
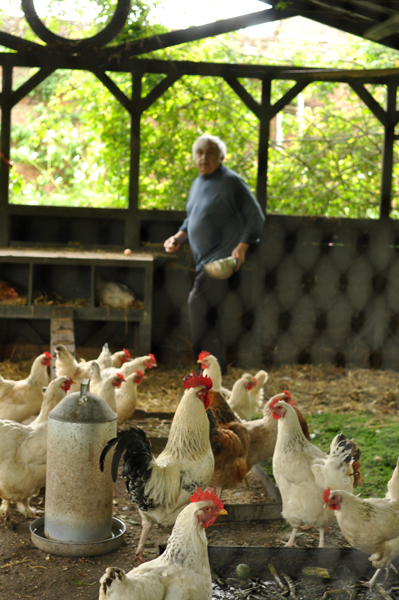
[152,215,399,370]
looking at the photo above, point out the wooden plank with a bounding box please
[51,330,75,346]
[0,305,145,321]
[0,248,154,264]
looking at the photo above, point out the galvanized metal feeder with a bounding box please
[30,379,126,557]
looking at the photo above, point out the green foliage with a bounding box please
[267,83,383,218]
[5,2,399,216]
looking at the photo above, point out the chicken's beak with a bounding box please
[219,508,228,516]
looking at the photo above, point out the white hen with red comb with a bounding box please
[115,370,145,426]
[271,398,362,547]
[324,458,399,588]
[0,352,52,422]
[99,488,226,600]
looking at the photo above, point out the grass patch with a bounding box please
[261,411,399,499]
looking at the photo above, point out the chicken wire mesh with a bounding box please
[151,214,399,370]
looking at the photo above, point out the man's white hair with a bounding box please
[192,134,227,161]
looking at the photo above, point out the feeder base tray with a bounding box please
[30,516,126,557]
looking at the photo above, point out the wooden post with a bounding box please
[0,65,12,246]
[257,79,271,213]
[379,82,397,218]
[125,72,142,250]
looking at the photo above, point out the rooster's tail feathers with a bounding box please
[329,433,363,485]
[99,426,152,483]
[331,433,361,463]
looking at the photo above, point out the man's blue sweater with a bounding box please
[180,165,265,272]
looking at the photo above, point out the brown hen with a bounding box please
[206,390,250,495]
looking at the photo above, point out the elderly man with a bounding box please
[164,134,265,374]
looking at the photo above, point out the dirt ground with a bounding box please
[0,360,398,599]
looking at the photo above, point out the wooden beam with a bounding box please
[126,73,141,250]
[380,83,398,218]
[257,79,271,212]
[1,8,290,60]
[281,0,399,48]
[10,67,55,107]
[92,69,136,115]
[4,51,399,87]
[0,30,44,52]
[271,81,310,119]
[349,82,388,126]
[0,65,12,246]
[141,73,181,112]
[364,14,399,41]
[103,9,291,57]
[224,77,261,118]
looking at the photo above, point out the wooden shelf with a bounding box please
[0,248,154,355]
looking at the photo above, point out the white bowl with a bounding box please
[203,257,237,279]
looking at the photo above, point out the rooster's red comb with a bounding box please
[323,488,331,503]
[182,371,212,390]
[149,353,156,365]
[134,370,144,378]
[190,487,224,510]
[269,391,292,410]
[116,373,125,380]
[43,351,52,359]
[198,350,210,361]
[123,348,131,358]
[269,397,280,410]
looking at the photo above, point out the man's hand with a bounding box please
[231,243,249,270]
[164,231,188,253]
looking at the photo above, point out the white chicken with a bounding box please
[271,398,362,547]
[227,373,257,421]
[99,487,227,600]
[101,353,156,380]
[324,457,399,588]
[96,276,136,309]
[90,361,104,394]
[0,375,73,526]
[100,371,214,561]
[248,369,268,413]
[54,344,93,391]
[197,351,266,419]
[79,343,113,371]
[0,352,52,422]
[90,367,125,412]
[240,391,306,501]
[115,369,145,426]
[111,348,131,368]
[197,351,230,397]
